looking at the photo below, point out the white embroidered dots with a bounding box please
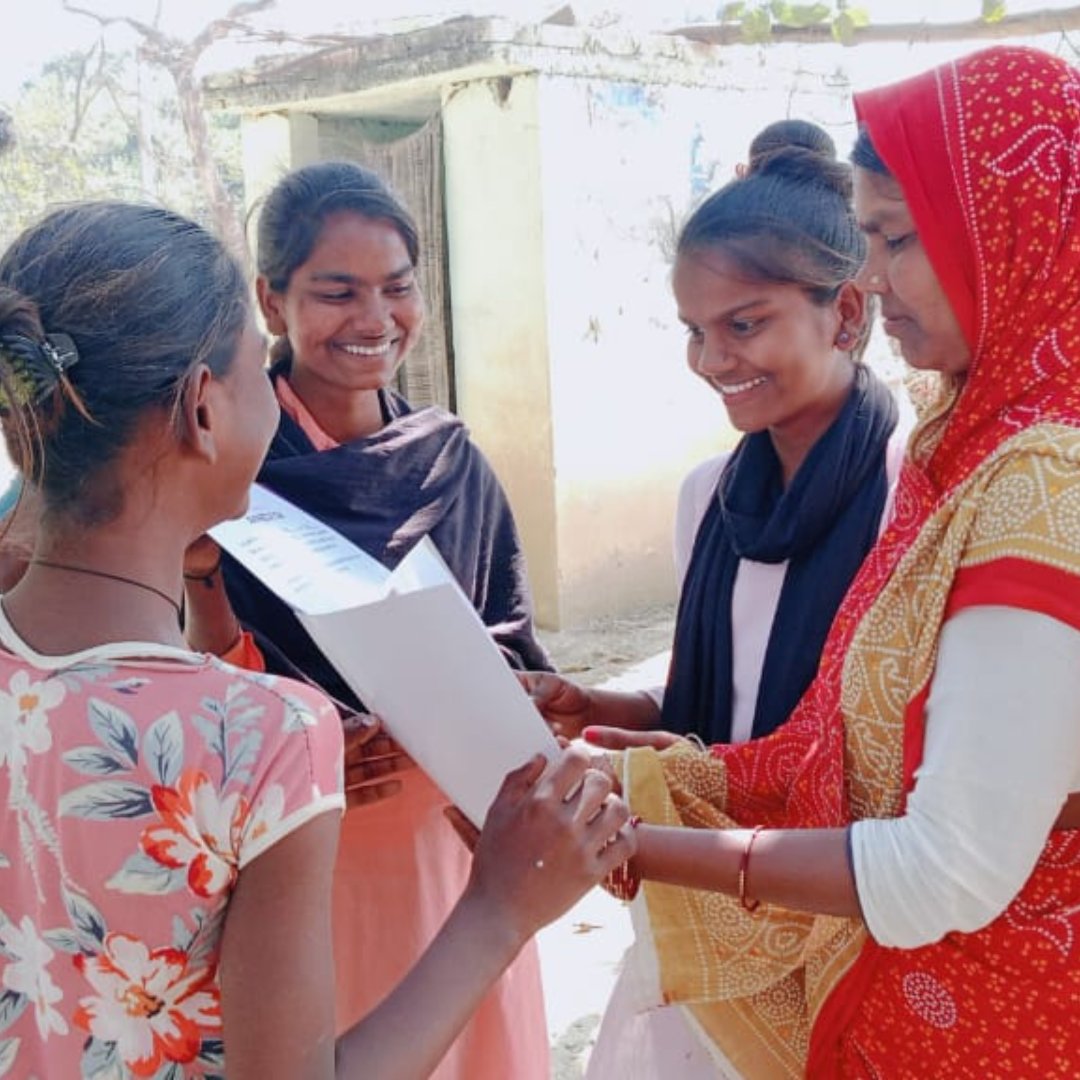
[902,971,958,1030]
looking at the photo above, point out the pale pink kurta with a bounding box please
[281,378,550,1080]
[333,772,549,1080]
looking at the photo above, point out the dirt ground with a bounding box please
[535,603,676,689]
[533,604,676,1079]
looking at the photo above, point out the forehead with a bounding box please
[852,168,912,230]
[301,211,412,275]
[672,249,813,317]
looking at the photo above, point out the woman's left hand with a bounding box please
[343,715,415,809]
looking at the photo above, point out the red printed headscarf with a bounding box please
[856,45,1080,491]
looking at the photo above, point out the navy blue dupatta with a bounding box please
[662,365,898,745]
[223,364,551,710]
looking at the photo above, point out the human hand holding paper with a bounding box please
[463,748,637,938]
[212,485,560,827]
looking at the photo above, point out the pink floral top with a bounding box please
[0,606,344,1079]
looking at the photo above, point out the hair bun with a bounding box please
[747,119,836,168]
[745,120,851,201]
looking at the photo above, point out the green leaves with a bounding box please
[832,6,870,42]
[741,6,774,41]
[982,0,1008,23]
[719,0,871,43]
[771,2,833,28]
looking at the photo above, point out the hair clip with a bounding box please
[42,333,79,376]
[0,330,80,413]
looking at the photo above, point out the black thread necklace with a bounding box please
[30,559,182,621]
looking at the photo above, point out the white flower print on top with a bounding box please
[73,931,219,1076]
[139,770,248,899]
[0,914,68,1040]
[0,671,64,774]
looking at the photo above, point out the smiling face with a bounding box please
[853,167,970,376]
[673,247,859,468]
[257,211,425,397]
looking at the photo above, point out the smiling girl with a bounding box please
[525,125,903,754]
[183,162,553,1080]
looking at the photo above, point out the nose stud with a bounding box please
[869,273,883,287]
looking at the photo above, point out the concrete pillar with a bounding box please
[442,75,562,628]
[240,112,320,219]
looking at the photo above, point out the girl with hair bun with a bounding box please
[527,121,903,1078]
[527,122,902,753]
[737,117,837,178]
[0,200,634,1078]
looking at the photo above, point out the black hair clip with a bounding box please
[41,332,79,376]
[0,330,80,412]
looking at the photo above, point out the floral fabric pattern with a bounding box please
[0,640,343,1079]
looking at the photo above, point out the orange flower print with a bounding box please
[140,770,249,898]
[73,932,219,1077]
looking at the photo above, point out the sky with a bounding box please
[2,0,1073,103]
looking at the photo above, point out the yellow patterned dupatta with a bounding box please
[623,48,1080,1078]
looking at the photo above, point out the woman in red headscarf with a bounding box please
[588,46,1080,1078]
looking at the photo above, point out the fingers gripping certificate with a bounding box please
[211,485,558,826]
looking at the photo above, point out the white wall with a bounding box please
[531,52,865,623]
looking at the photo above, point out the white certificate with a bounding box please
[212,485,558,826]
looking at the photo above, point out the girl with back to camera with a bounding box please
[0,201,635,1079]
[182,161,554,1078]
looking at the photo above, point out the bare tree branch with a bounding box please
[69,40,112,145]
[60,0,261,271]
[101,74,139,135]
[672,5,1080,46]
[63,1,173,55]
[189,0,273,58]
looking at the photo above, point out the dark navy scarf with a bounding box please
[662,365,898,745]
[223,362,551,711]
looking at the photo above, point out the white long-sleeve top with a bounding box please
[851,604,1080,948]
[659,436,1080,946]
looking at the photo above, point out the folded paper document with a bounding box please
[211,485,559,825]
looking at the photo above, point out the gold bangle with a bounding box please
[738,825,765,913]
